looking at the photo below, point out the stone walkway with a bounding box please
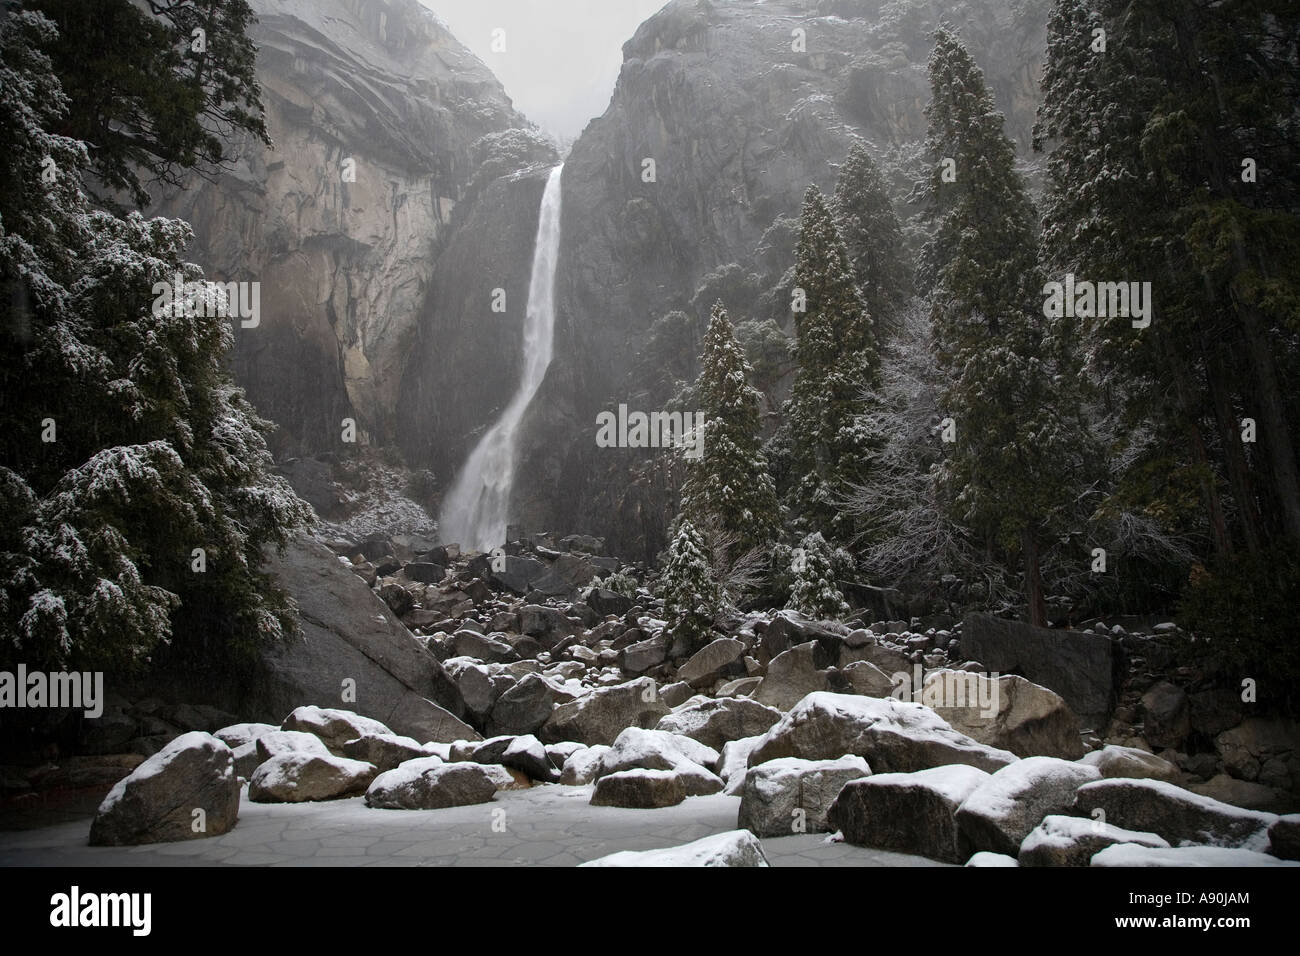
[0,785,947,867]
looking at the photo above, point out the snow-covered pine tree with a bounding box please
[833,140,911,337]
[778,185,882,543]
[919,27,1092,626]
[0,10,312,676]
[787,532,849,620]
[658,519,719,648]
[679,302,779,564]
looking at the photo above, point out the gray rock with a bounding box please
[829,764,990,863]
[838,660,896,698]
[956,756,1101,856]
[753,641,830,711]
[1018,814,1169,867]
[560,744,611,785]
[590,769,686,808]
[280,706,393,753]
[596,727,720,776]
[540,677,670,745]
[960,612,1119,728]
[1078,744,1180,782]
[466,734,560,782]
[89,733,240,846]
[656,696,781,750]
[586,587,634,617]
[620,634,669,673]
[453,630,517,664]
[342,733,429,772]
[925,671,1084,759]
[248,752,378,802]
[365,758,499,810]
[1071,778,1279,852]
[749,692,1018,774]
[254,729,331,763]
[1140,681,1190,749]
[518,604,581,644]
[1269,815,1300,860]
[658,681,695,708]
[486,673,559,737]
[677,638,746,687]
[738,755,871,837]
[213,722,278,751]
[531,553,599,597]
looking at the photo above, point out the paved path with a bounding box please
[0,785,948,867]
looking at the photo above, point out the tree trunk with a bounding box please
[1022,527,1047,627]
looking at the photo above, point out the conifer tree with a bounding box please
[920,27,1091,626]
[679,302,779,561]
[658,519,719,647]
[780,186,882,543]
[833,140,911,336]
[787,532,849,620]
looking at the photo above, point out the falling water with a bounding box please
[437,164,564,552]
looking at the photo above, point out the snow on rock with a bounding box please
[749,692,1018,774]
[580,829,769,867]
[540,677,670,746]
[561,745,611,785]
[213,722,278,750]
[254,730,331,763]
[720,735,766,796]
[1018,814,1169,867]
[590,769,687,808]
[828,764,990,863]
[280,705,393,753]
[738,755,871,837]
[1072,778,1279,852]
[341,732,429,772]
[248,752,378,802]
[1091,844,1300,867]
[364,758,499,809]
[597,727,721,779]
[956,756,1101,856]
[462,734,560,782]
[89,732,240,846]
[655,696,782,749]
[966,851,1019,867]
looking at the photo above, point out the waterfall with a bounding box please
[437,164,564,552]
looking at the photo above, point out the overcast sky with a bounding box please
[421,0,667,142]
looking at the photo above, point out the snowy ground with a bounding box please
[0,785,946,867]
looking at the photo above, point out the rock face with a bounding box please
[150,0,543,456]
[960,613,1121,728]
[255,535,475,742]
[748,693,1018,774]
[828,764,990,864]
[737,755,871,838]
[581,830,770,867]
[89,733,240,846]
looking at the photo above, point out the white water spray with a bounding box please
[438,164,564,552]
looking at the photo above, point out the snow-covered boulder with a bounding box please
[1071,778,1279,852]
[248,752,377,802]
[341,732,429,772]
[965,851,1019,867]
[280,706,392,753]
[738,755,871,837]
[464,734,561,782]
[254,729,331,763]
[581,830,769,867]
[749,693,1018,773]
[597,727,720,777]
[365,758,499,809]
[89,732,240,846]
[213,722,278,750]
[925,671,1083,759]
[719,735,765,796]
[561,745,611,785]
[956,756,1101,856]
[1018,814,1169,867]
[590,769,687,808]
[656,696,781,749]
[675,638,747,688]
[540,677,670,746]
[1078,744,1180,782]
[1091,844,1300,867]
[829,764,990,863]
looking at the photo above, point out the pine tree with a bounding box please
[787,532,849,620]
[833,140,911,336]
[920,27,1092,626]
[779,185,882,543]
[679,302,779,562]
[658,520,719,647]
[0,10,311,676]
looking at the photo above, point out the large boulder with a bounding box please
[560,744,611,785]
[1139,681,1190,749]
[656,696,782,750]
[924,671,1083,759]
[1091,844,1299,867]
[89,732,240,846]
[738,755,870,838]
[620,634,669,673]
[753,642,830,711]
[518,604,582,644]
[254,729,331,763]
[213,722,278,750]
[365,758,499,810]
[1078,744,1180,782]
[748,693,1018,774]
[676,638,747,687]
[1071,778,1279,852]
[248,752,378,802]
[956,757,1101,856]
[341,733,429,772]
[258,535,471,738]
[1018,814,1169,867]
[581,830,769,867]
[1269,815,1300,860]
[280,706,392,753]
[590,769,687,808]
[531,553,599,596]
[1215,717,1299,788]
[486,673,560,737]
[960,613,1120,728]
[719,735,765,796]
[540,677,670,745]
[828,764,990,863]
[464,734,560,783]
[597,727,720,780]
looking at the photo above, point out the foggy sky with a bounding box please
[420,0,667,142]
